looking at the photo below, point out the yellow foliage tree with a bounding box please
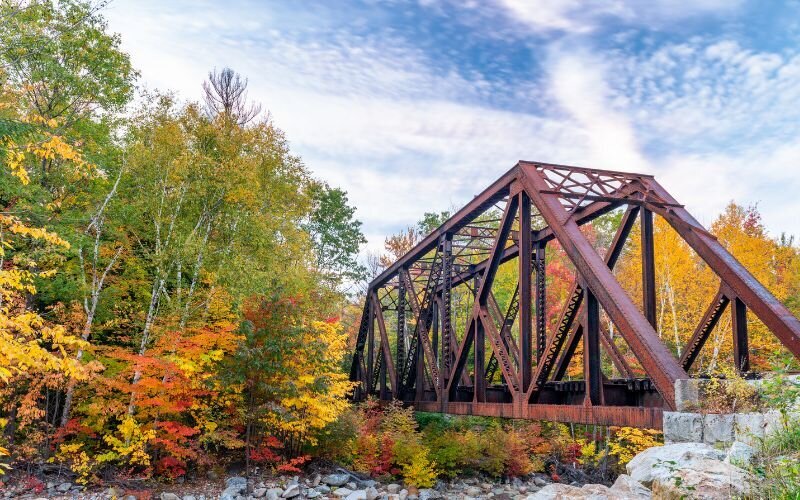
[268,320,355,452]
[0,82,93,452]
[615,203,793,373]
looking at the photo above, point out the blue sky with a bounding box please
[104,0,800,252]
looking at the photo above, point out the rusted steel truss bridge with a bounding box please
[349,162,800,428]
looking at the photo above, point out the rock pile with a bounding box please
[2,442,755,499]
[209,472,554,500]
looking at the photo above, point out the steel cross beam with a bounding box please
[485,283,521,384]
[679,287,729,371]
[349,161,800,428]
[372,293,398,397]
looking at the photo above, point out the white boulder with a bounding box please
[626,443,725,486]
[651,458,751,499]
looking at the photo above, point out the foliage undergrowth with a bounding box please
[314,400,663,487]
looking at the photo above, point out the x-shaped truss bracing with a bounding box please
[349,162,800,429]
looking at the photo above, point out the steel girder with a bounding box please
[349,161,800,428]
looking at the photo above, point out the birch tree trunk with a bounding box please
[60,169,123,427]
[127,181,184,416]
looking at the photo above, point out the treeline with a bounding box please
[0,0,363,482]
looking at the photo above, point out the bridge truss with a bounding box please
[349,162,800,428]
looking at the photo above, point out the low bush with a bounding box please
[701,368,761,413]
[320,400,659,485]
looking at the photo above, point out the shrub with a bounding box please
[504,427,535,477]
[313,405,359,464]
[346,400,436,484]
[760,372,800,416]
[477,424,508,477]
[607,427,661,470]
[426,428,480,478]
[576,439,604,468]
[401,448,437,488]
[341,403,661,484]
[352,432,380,475]
[52,417,156,484]
[701,369,761,413]
[516,422,554,473]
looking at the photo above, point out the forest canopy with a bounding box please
[0,0,364,481]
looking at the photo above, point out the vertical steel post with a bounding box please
[379,350,388,399]
[583,286,602,405]
[416,332,425,400]
[397,275,406,392]
[732,297,749,373]
[474,318,486,402]
[432,296,439,360]
[641,208,657,328]
[367,300,375,393]
[519,191,533,391]
[441,234,453,404]
[535,243,547,362]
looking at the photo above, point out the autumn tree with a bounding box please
[2,0,365,479]
[222,294,352,474]
[614,203,796,373]
[0,0,136,430]
[0,77,93,453]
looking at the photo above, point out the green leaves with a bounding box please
[0,0,136,120]
[305,182,367,286]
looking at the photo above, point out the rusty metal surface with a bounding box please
[413,402,664,429]
[350,161,800,428]
[680,288,729,371]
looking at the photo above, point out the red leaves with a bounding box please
[155,457,187,479]
[563,442,583,466]
[248,435,309,473]
[548,464,561,482]
[264,435,283,448]
[248,445,281,464]
[371,435,395,477]
[158,421,199,439]
[52,418,97,446]
[243,294,304,332]
[22,476,44,494]
[277,455,310,473]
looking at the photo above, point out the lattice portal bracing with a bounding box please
[349,162,800,428]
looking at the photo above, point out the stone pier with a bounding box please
[664,378,795,447]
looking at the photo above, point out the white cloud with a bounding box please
[595,38,800,235]
[494,0,743,33]
[545,45,650,172]
[655,142,800,239]
[606,39,800,152]
[104,0,800,256]
[105,0,594,253]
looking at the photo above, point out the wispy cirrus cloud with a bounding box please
[456,0,744,34]
[105,0,800,254]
